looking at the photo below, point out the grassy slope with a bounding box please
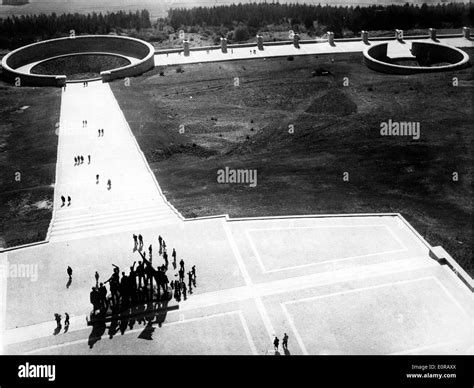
[112,51,473,276]
[0,80,61,248]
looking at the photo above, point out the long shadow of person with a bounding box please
[119,314,129,336]
[155,295,171,328]
[88,314,106,349]
[138,318,155,340]
[66,278,72,289]
[53,324,62,336]
[108,304,121,339]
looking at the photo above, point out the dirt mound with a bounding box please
[305,89,357,116]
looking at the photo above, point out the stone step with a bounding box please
[53,202,175,223]
[50,213,180,240]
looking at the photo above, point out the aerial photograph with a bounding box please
[0,0,472,385]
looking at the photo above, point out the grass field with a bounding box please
[0,79,61,248]
[111,49,473,277]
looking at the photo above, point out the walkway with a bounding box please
[50,81,181,242]
[154,36,473,66]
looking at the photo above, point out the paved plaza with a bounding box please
[0,38,473,355]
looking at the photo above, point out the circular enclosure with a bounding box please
[1,35,155,87]
[363,41,470,74]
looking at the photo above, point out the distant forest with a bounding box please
[0,10,151,49]
[0,3,472,49]
[168,3,472,36]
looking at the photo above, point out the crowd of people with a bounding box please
[88,234,197,317]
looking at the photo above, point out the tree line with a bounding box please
[0,10,151,49]
[168,2,472,37]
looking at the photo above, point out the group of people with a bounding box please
[60,195,71,207]
[82,120,88,127]
[95,174,112,190]
[88,234,197,316]
[98,129,105,136]
[53,312,70,335]
[74,155,90,165]
[83,81,89,87]
[273,333,289,353]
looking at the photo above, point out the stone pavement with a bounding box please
[2,214,474,355]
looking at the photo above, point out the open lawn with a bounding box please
[0,80,61,248]
[111,49,473,277]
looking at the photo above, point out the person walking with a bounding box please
[67,196,71,206]
[94,271,99,286]
[67,266,73,280]
[99,282,108,310]
[88,155,91,164]
[282,333,289,350]
[191,265,196,286]
[64,312,70,326]
[182,282,187,300]
[138,234,143,250]
[133,234,138,250]
[187,271,193,294]
[273,336,279,351]
[74,156,78,165]
[107,179,111,190]
[80,155,84,164]
[96,174,99,184]
[54,313,61,328]
[61,195,66,207]
[136,261,144,287]
[179,259,185,271]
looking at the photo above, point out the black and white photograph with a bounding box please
[0,0,472,385]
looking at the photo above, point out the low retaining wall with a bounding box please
[1,35,155,86]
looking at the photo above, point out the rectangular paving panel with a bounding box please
[247,224,405,273]
[282,277,471,355]
[28,310,256,355]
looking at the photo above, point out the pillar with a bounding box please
[463,27,471,39]
[183,40,190,56]
[361,30,369,45]
[293,33,300,49]
[327,31,335,46]
[220,37,227,53]
[257,35,264,51]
